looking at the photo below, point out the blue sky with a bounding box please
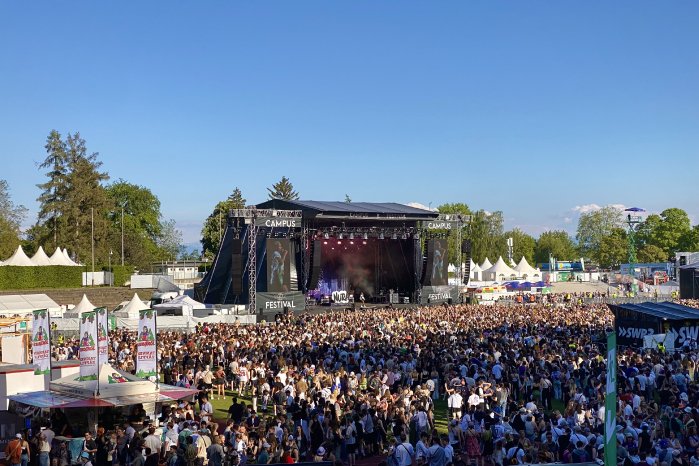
[1,1,698,246]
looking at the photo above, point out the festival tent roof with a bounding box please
[9,363,199,408]
[63,294,96,318]
[514,257,541,278]
[153,295,204,316]
[49,247,72,266]
[0,294,60,315]
[482,256,519,281]
[2,245,35,266]
[480,257,493,270]
[30,246,53,266]
[62,248,80,266]
[112,293,149,318]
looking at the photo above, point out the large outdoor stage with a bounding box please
[195,200,469,318]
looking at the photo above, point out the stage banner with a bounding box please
[31,309,51,375]
[604,332,617,466]
[79,310,98,381]
[267,238,292,292]
[136,309,157,379]
[257,291,305,313]
[422,220,458,230]
[254,216,300,228]
[424,239,449,286]
[96,307,109,363]
[420,285,459,304]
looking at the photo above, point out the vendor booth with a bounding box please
[609,301,699,348]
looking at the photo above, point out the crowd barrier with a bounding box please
[52,314,258,335]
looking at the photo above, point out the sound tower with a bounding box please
[231,239,243,294]
[307,240,322,290]
[462,240,472,284]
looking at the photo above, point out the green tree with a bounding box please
[0,180,27,259]
[576,206,623,262]
[36,130,69,248]
[105,180,166,269]
[200,188,247,258]
[682,225,699,251]
[436,203,471,265]
[534,230,577,264]
[466,210,505,264]
[638,244,668,263]
[61,133,110,266]
[503,228,536,265]
[344,194,352,203]
[641,208,692,255]
[267,176,299,200]
[597,228,628,268]
[156,219,183,261]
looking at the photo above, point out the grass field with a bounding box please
[204,389,564,435]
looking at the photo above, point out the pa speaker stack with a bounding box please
[461,240,472,284]
[307,240,322,290]
[231,239,243,294]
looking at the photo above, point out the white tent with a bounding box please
[112,293,149,319]
[30,246,53,266]
[153,295,204,316]
[482,256,519,282]
[49,247,72,266]
[2,245,35,266]
[509,258,517,268]
[62,248,80,266]
[63,294,96,318]
[513,257,542,280]
[470,262,482,282]
[0,294,61,317]
[480,257,493,271]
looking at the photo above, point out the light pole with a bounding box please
[109,250,113,287]
[121,205,125,266]
[624,207,646,296]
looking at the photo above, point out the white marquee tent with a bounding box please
[62,248,80,266]
[49,247,73,266]
[112,293,149,319]
[63,294,96,318]
[30,246,53,266]
[482,256,519,282]
[0,294,61,317]
[153,295,204,317]
[513,257,541,280]
[2,246,34,266]
[480,257,493,271]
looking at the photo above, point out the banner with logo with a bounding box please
[79,310,98,381]
[96,307,109,363]
[31,309,51,375]
[604,332,617,466]
[420,285,459,304]
[257,291,305,313]
[422,220,458,230]
[136,309,157,379]
[254,217,300,228]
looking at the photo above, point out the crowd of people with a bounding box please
[24,297,699,466]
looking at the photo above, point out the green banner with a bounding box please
[604,332,617,466]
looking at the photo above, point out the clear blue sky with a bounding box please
[1,1,698,245]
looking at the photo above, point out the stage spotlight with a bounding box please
[401,233,408,240]
[379,232,385,240]
[323,241,328,245]
[349,241,354,245]
[337,241,342,245]
[363,232,368,240]
[391,232,398,240]
[414,233,420,240]
[323,232,329,239]
[349,233,354,240]
[339,233,344,240]
[362,240,367,245]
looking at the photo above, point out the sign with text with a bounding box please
[254,217,300,228]
[31,309,50,375]
[257,291,305,313]
[79,310,98,381]
[136,309,157,379]
[420,285,458,304]
[96,308,109,364]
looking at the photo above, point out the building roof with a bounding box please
[256,199,439,219]
[609,301,699,321]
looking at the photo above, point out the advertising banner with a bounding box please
[420,285,458,304]
[31,309,50,375]
[604,332,617,466]
[79,310,98,381]
[254,217,300,228]
[267,238,292,292]
[136,309,157,379]
[96,307,109,363]
[257,291,305,313]
[422,220,457,230]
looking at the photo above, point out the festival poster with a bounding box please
[136,309,157,379]
[31,309,51,375]
[96,307,109,363]
[79,310,98,381]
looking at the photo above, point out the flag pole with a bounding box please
[95,310,100,397]
[155,310,160,390]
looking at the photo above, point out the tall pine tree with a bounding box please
[267,176,299,200]
[36,130,69,248]
[201,188,247,258]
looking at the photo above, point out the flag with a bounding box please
[31,309,51,375]
[604,332,617,466]
[96,307,109,363]
[79,310,98,381]
[136,309,157,379]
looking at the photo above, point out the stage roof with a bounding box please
[256,199,439,219]
[609,301,699,321]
